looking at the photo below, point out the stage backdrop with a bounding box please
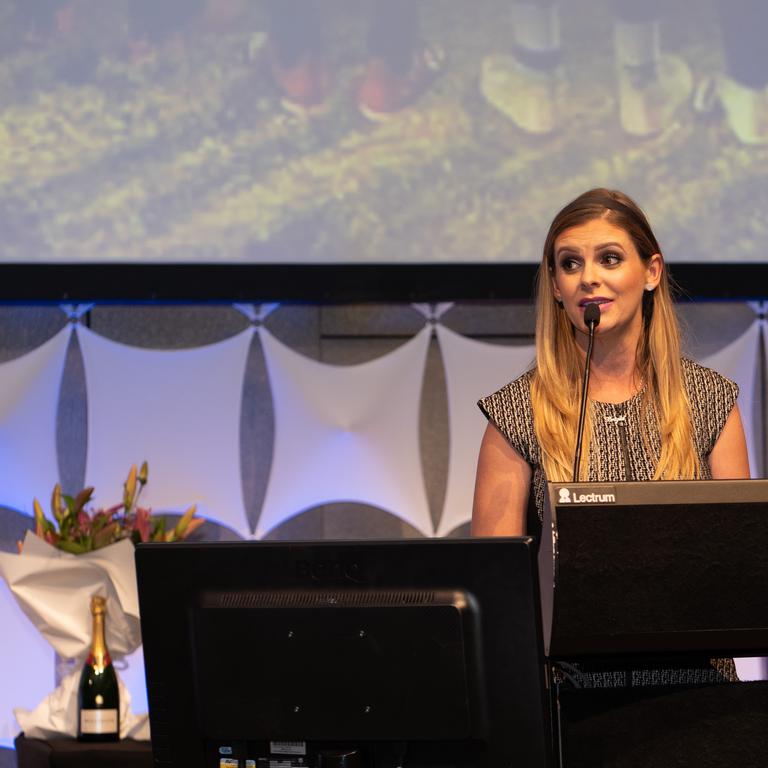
[0,300,765,739]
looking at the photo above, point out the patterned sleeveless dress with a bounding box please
[478,357,739,687]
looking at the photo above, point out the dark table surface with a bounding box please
[14,735,152,768]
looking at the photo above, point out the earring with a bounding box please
[645,284,655,291]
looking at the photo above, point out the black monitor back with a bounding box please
[136,538,552,768]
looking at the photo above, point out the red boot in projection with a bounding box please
[358,47,442,122]
[268,46,331,118]
[357,1,440,121]
[263,0,330,118]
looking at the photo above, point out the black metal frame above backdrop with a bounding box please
[0,263,765,303]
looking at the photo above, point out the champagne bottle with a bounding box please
[77,595,120,741]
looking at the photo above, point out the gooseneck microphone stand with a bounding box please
[572,302,601,482]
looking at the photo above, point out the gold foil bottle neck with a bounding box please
[89,596,109,668]
[90,595,107,615]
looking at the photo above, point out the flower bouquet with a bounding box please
[29,461,203,553]
[0,463,202,739]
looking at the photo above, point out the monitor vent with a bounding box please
[211,589,443,609]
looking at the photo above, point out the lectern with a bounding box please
[538,480,768,767]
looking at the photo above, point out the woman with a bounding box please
[473,187,749,537]
[472,188,749,685]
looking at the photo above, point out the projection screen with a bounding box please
[0,0,766,299]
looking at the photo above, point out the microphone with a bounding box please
[572,302,601,482]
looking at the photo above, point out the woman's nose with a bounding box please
[581,263,600,288]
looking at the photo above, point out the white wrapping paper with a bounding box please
[0,531,141,659]
[0,531,148,738]
[14,668,149,740]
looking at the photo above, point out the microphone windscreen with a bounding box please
[584,302,601,327]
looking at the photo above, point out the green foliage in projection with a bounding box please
[0,0,765,264]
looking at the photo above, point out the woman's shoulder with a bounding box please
[681,358,739,453]
[478,368,536,418]
[477,368,539,465]
[680,357,739,401]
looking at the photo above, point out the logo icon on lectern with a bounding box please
[558,488,572,504]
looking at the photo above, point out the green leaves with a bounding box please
[25,461,201,554]
[56,539,91,555]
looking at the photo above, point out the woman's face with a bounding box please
[551,218,661,339]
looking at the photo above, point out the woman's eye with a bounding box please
[560,257,580,272]
[602,252,622,266]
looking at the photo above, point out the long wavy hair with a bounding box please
[530,188,699,481]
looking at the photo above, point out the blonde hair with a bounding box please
[530,188,700,481]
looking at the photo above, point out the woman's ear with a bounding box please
[645,253,662,290]
[551,275,562,301]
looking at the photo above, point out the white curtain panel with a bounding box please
[118,646,148,714]
[703,318,765,682]
[700,318,761,477]
[0,327,71,514]
[435,325,534,537]
[0,580,53,740]
[78,326,253,537]
[232,303,279,322]
[411,303,455,321]
[257,326,432,538]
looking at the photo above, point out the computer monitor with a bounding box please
[135,538,552,768]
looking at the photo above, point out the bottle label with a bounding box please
[80,708,118,734]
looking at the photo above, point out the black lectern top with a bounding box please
[539,479,768,659]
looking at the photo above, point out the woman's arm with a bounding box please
[471,423,531,536]
[708,404,750,479]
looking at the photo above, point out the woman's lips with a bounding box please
[578,299,613,311]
